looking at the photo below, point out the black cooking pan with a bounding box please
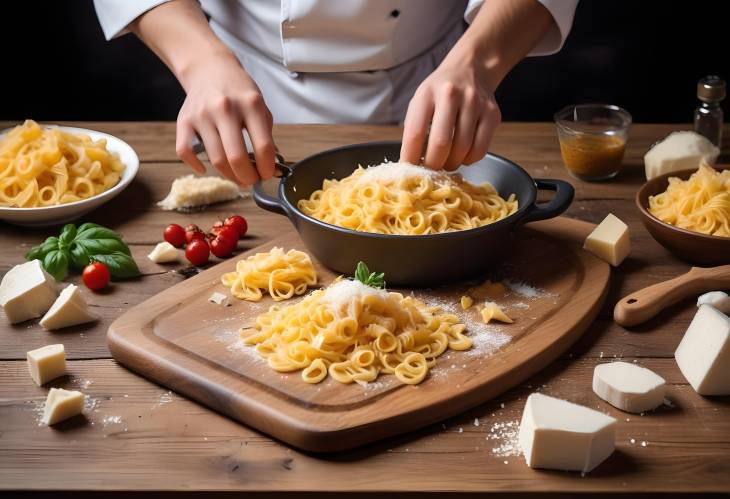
[253,141,573,286]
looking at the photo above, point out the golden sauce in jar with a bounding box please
[558,134,626,180]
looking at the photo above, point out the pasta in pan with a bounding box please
[221,247,317,302]
[0,120,125,207]
[297,162,518,235]
[241,279,471,385]
[648,163,730,237]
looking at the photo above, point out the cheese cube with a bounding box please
[592,361,666,413]
[40,284,97,331]
[697,291,730,314]
[518,393,616,473]
[583,213,630,266]
[148,241,180,263]
[675,305,730,395]
[27,344,66,386]
[0,260,59,324]
[209,292,230,306]
[42,388,85,425]
[644,131,719,180]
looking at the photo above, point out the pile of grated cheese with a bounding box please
[321,279,387,311]
[157,175,243,211]
[357,161,440,184]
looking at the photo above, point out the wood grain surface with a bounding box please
[1,122,729,495]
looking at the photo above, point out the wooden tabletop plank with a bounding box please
[1,357,727,493]
[1,123,729,494]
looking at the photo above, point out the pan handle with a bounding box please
[520,179,574,224]
[252,158,292,216]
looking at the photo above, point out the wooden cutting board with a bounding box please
[108,217,609,452]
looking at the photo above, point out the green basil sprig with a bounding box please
[26,223,140,281]
[353,261,385,289]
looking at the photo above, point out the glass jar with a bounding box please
[554,104,632,181]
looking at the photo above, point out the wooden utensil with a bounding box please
[614,264,730,327]
[108,217,609,452]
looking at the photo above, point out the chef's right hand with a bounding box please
[175,52,276,185]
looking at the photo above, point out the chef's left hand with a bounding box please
[400,55,500,171]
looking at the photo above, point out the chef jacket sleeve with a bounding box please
[93,0,172,40]
[464,0,578,56]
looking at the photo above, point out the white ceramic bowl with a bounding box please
[0,125,139,227]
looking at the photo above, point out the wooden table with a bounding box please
[1,123,728,497]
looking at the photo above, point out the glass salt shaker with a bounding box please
[694,75,725,147]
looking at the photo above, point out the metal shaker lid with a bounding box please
[697,75,726,103]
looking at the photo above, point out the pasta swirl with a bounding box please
[241,279,471,385]
[297,162,518,235]
[0,120,125,207]
[221,247,317,302]
[648,164,730,237]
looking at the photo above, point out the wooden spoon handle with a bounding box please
[614,266,730,327]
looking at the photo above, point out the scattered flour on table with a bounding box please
[487,419,522,457]
[153,391,174,409]
[101,415,123,427]
[70,376,94,389]
[504,280,551,299]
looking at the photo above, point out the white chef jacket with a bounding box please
[94,0,577,124]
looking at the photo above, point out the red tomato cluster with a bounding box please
[164,215,248,267]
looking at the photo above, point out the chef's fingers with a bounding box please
[175,118,207,174]
[400,90,434,165]
[195,120,238,183]
[463,103,500,165]
[443,91,480,171]
[424,85,459,169]
[217,117,259,186]
[243,102,276,181]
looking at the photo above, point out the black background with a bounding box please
[5,1,729,123]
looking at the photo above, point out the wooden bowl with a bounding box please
[636,166,730,265]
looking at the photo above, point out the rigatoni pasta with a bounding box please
[297,162,518,235]
[241,279,471,385]
[0,120,125,207]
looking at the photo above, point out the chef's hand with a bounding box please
[400,58,500,171]
[176,53,276,185]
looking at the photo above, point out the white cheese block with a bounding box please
[157,174,242,211]
[0,260,59,324]
[592,361,666,413]
[644,131,720,180]
[27,344,66,386]
[518,393,616,473]
[147,241,180,263]
[697,291,730,314]
[583,213,630,266]
[41,388,85,425]
[675,304,730,395]
[209,292,230,306]
[39,285,97,331]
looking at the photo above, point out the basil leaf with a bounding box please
[43,250,69,281]
[77,222,103,233]
[26,236,59,262]
[59,224,77,246]
[75,226,123,243]
[355,261,369,284]
[91,251,140,279]
[76,237,131,256]
[69,242,91,270]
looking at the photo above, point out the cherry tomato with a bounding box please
[224,215,248,238]
[215,226,239,244]
[185,224,205,244]
[82,262,110,291]
[185,239,210,266]
[210,234,237,258]
[163,223,186,247]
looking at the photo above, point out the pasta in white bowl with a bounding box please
[0,122,139,226]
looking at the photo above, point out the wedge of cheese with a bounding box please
[148,241,180,263]
[675,305,730,395]
[157,175,242,211]
[39,285,97,331]
[27,344,66,386]
[697,291,730,314]
[519,393,616,473]
[583,213,630,266]
[0,260,59,324]
[644,131,720,180]
[593,361,666,413]
[42,388,85,425]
